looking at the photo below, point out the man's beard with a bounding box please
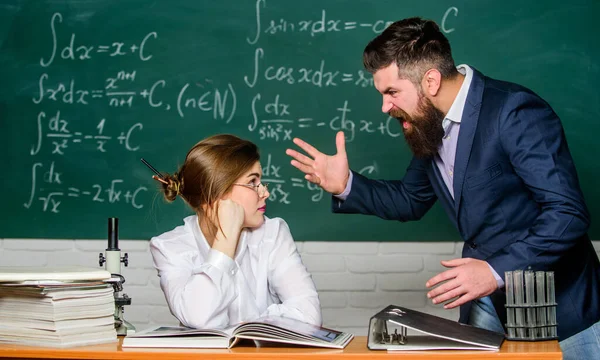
[389,96,445,159]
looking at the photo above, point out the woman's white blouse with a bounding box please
[150,215,322,329]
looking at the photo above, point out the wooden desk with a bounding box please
[0,336,561,360]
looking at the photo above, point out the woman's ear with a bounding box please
[201,203,211,219]
[202,201,218,224]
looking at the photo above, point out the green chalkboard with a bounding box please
[1,0,598,241]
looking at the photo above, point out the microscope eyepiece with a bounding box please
[107,217,119,251]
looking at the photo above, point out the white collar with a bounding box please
[442,64,473,133]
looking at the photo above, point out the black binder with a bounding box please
[367,305,505,351]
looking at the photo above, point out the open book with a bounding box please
[368,305,505,351]
[122,315,354,349]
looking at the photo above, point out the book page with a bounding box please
[235,316,343,342]
[129,325,232,338]
[232,316,354,348]
[122,325,233,348]
[0,266,111,282]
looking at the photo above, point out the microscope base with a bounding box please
[116,319,136,336]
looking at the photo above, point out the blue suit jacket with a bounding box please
[334,68,600,340]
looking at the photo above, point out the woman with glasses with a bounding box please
[149,134,321,329]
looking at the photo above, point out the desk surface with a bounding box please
[0,336,561,360]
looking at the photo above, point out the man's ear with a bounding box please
[421,69,442,97]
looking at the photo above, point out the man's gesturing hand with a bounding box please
[286,131,350,195]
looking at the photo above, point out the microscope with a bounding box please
[99,217,136,336]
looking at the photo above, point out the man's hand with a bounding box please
[285,131,350,194]
[426,258,498,309]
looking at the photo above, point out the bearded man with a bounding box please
[286,17,600,360]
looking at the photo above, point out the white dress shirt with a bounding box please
[150,215,322,329]
[434,64,473,197]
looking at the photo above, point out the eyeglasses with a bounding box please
[233,182,269,197]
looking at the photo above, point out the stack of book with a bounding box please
[0,266,118,348]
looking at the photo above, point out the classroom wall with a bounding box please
[1,239,599,335]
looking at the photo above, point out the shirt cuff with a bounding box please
[334,171,353,201]
[205,248,238,276]
[487,262,505,289]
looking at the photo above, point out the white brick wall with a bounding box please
[1,239,599,336]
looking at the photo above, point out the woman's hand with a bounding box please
[211,199,245,258]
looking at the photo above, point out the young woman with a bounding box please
[149,134,321,329]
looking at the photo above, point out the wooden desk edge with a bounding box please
[0,336,562,360]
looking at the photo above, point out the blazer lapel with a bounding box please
[431,161,459,229]
[453,69,485,215]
